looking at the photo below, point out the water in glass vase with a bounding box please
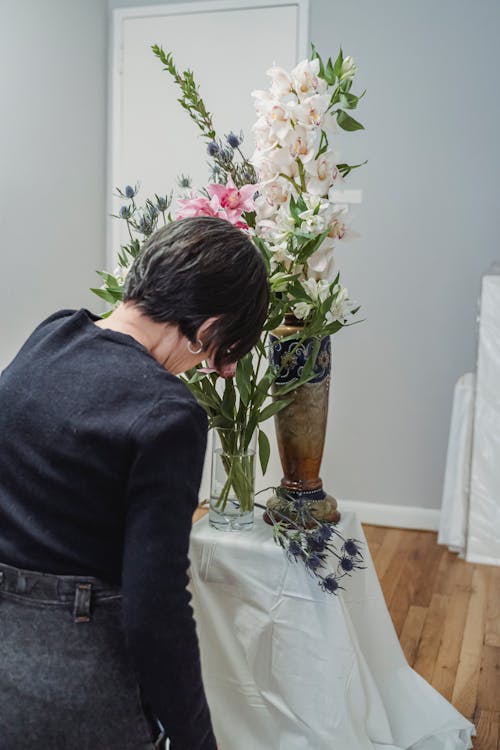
[209,429,256,531]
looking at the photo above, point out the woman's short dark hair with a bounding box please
[122,216,270,369]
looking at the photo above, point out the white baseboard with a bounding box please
[338,499,441,532]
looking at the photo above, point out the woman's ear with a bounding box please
[197,316,220,343]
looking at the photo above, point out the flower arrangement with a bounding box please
[92,43,366,589]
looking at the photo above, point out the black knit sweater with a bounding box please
[0,308,216,750]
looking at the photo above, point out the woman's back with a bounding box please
[0,307,202,581]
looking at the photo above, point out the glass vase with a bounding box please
[209,427,256,531]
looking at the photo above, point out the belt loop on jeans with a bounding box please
[73,583,92,623]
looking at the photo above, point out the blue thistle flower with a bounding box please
[305,554,323,571]
[219,147,233,164]
[318,524,333,542]
[307,531,327,553]
[340,556,354,572]
[124,184,136,198]
[177,174,192,189]
[119,205,131,219]
[226,131,241,148]
[344,539,360,557]
[156,195,170,212]
[288,540,304,559]
[207,141,219,156]
[321,575,340,594]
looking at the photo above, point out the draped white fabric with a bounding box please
[467,273,500,566]
[189,511,475,750]
[438,373,475,555]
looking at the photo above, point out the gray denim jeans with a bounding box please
[0,560,167,749]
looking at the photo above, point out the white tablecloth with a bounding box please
[189,510,475,750]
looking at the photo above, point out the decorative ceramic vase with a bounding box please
[266,314,340,525]
[209,427,257,532]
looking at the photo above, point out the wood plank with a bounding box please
[380,539,412,609]
[412,533,445,608]
[432,572,473,701]
[452,566,488,719]
[399,605,427,667]
[388,531,425,635]
[435,549,474,597]
[486,566,500,648]
[361,524,387,547]
[373,528,407,580]
[477,645,500,713]
[473,709,499,750]
[413,592,449,683]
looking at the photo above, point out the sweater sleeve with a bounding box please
[121,395,216,750]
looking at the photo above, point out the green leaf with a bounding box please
[220,379,236,420]
[311,43,325,78]
[258,398,293,422]
[332,48,343,80]
[289,194,301,226]
[325,56,336,85]
[337,159,368,178]
[339,92,359,110]
[90,288,117,304]
[235,359,251,406]
[258,429,271,474]
[336,110,364,131]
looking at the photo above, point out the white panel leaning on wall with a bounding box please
[439,265,500,566]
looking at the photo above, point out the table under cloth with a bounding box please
[189,510,475,750]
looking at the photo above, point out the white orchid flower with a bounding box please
[307,236,335,278]
[254,193,277,220]
[265,146,299,179]
[291,58,327,99]
[251,89,273,116]
[252,117,280,151]
[289,93,330,129]
[266,65,293,98]
[304,151,338,195]
[254,97,294,141]
[261,179,291,207]
[284,125,318,164]
[251,149,280,182]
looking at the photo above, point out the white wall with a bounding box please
[0,0,108,370]
[3,0,499,516]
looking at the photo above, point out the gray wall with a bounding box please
[0,0,108,369]
[310,0,500,510]
[3,0,499,512]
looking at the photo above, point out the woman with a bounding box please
[0,216,269,749]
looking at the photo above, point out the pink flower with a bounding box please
[176,193,221,220]
[199,356,237,379]
[206,177,257,221]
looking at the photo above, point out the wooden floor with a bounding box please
[363,524,500,750]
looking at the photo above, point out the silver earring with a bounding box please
[187,339,204,355]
